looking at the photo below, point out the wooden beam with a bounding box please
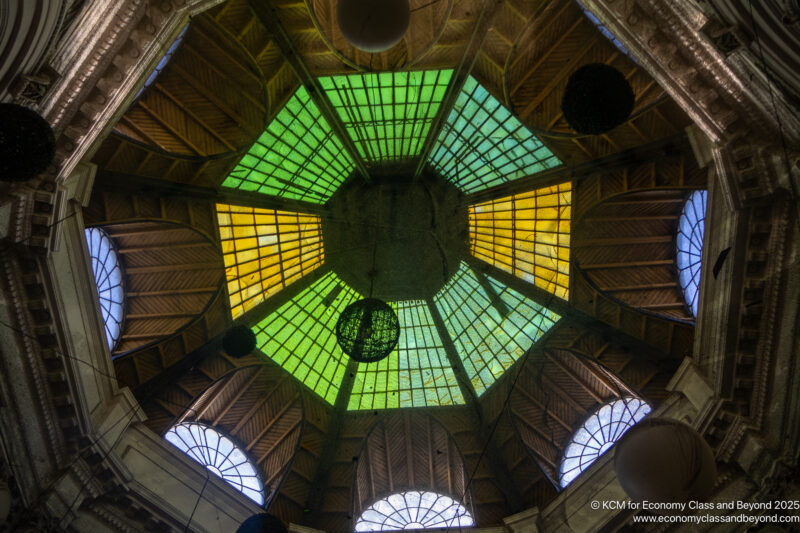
[154,82,238,152]
[543,350,604,404]
[231,373,290,434]
[125,263,221,275]
[117,241,209,254]
[138,100,206,156]
[181,41,266,113]
[580,259,674,270]
[514,383,573,433]
[246,0,370,181]
[577,235,673,246]
[465,134,690,204]
[126,312,200,320]
[415,0,506,177]
[118,116,171,152]
[248,393,300,452]
[464,255,677,362]
[598,282,677,292]
[256,417,302,464]
[127,287,219,297]
[510,14,585,97]
[171,62,250,127]
[210,367,263,426]
[426,297,526,513]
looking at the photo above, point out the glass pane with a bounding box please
[558,397,651,488]
[221,87,355,204]
[428,76,561,193]
[432,263,560,396]
[676,190,707,318]
[252,272,358,404]
[355,491,473,531]
[84,227,125,351]
[165,422,265,505]
[319,70,453,163]
[469,182,571,299]
[216,204,324,319]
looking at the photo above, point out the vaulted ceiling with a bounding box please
[83,0,705,529]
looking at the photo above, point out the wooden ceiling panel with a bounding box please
[112,13,267,160]
[305,0,453,72]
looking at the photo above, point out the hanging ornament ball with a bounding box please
[335,298,400,363]
[336,0,410,53]
[237,513,288,533]
[614,418,717,511]
[0,103,56,182]
[561,63,635,135]
[222,325,257,358]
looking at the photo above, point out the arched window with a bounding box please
[559,397,651,488]
[354,491,474,531]
[84,227,125,351]
[135,25,188,99]
[676,190,708,318]
[165,422,265,505]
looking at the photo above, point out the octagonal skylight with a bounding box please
[216,69,568,410]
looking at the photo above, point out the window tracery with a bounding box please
[84,227,125,351]
[165,422,265,505]
[559,397,651,487]
[676,190,708,318]
[354,491,473,531]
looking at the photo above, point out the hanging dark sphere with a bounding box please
[561,63,635,135]
[0,103,56,182]
[237,513,288,533]
[614,418,717,511]
[336,0,410,53]
[222,325,257,358]
[335,298,400,363]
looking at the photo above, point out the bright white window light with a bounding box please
[84,227,125,351]
[165,422,264,505]
[559,397,650,488]
[354,491,473,531]
[676,190,708,318]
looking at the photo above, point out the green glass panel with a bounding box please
[348,300,464,410]
[320,70,453,164]
[428,77,562,193]
[253,272,361,404]
[222,87,355,204]
[432,262,560,395]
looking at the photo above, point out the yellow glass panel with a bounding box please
[468,182,572,299]
[216,203,324,318]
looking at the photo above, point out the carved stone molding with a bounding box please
[580,0,800,204]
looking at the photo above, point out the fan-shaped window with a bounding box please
[676,190,707,318]
[165,422,265,505]
[559,397,651,488]
[135,25,188,99]
[84,227,125,351]
[355,491,473,531]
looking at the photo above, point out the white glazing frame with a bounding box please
[676,190,708,318]
[354,491,473,531]
[84,227,125,351]
[559,397,651,488]
[165,422,265,505]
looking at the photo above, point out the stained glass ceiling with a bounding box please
[216,69,568,410]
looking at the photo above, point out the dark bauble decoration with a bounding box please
[561,63,635,135]
[0,103,56,182]
[237,513,288,533]
[335,298,400,363]
[337,0,410,53]
[222,325,257,358]
[614,418,717,512]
